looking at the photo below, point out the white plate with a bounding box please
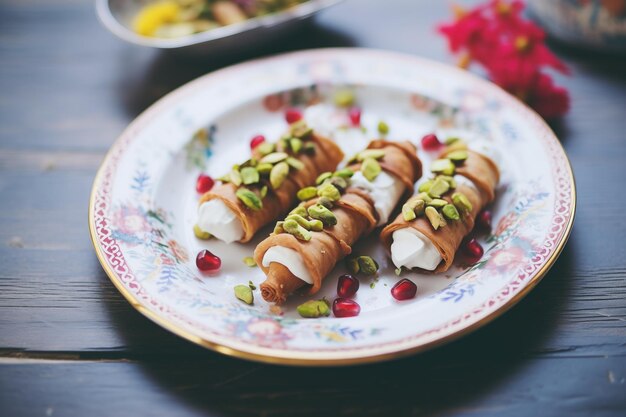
[89,48,575,365]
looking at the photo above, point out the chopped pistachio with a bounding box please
[442,204,460,221]
[357,256,379,275]
[361,157,382,182]
[243,256,256,267]
[416,192,432,204]
[430,158,456,176]
[273,221,285,234]
[395,267,402,276]
[303,142,316,155]
[438,175,457,189]
[317,182,341,201]
[447,150,468,164]
[428,177,450,198]
[283,219,312,241]
[446,140,468,152]
[297,186,318,201]
[407,198,425,216]
[425,206,446,230]
[452,192,473,214]
[445,137,460,145]
[333,168,354,178]
[317,197,334,209]
[427,198,448,209]
[248,280,257,290]
[333,89,355,107]
[328,176,348,192]
[286,214,312,230]
[402,203,417,221]
[240,167,259,185]
[418,180,433,193]
[290,121,313,139]
[346,257,360,275]
[289,138,303,154]
[230,168,242,186]
[286,157,304,171]
[316,172,333,185]
[377,121,389,134]
[307,203,337,226]
[308,219,324,232]
[240,157,257,168]
[259,185,268,199]
[260,152,288,164]
[297,299,331,318]
[256,163,273,175]
[357,149,386,161]
[234,285,254,305]
[236,187,262,210]
[193,224,211,240]
[256,142,275,156]
[289,205,308,217]
[270,161,289,189]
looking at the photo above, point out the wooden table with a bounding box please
[1,1,625,416]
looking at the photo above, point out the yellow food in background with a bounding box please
[133,1,181,36]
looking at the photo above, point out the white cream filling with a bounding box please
[197,200,244,244]
[262,246,314,285]
[350,171,405,225]
[391,228,442,271]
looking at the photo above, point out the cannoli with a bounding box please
[196,122,344,243]
[254,140,422,304]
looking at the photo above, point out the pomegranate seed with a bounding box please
[421,133,442,151]
[285,108,303,124]
[463,238,484,264]
[391,279,417,300]
[195,174,214,194]
[332,298,361,317]
[337,274,359,298]
[348,107,361,126]
[196,249,221,272]
[477,210,492,231]
[250,134,266,150]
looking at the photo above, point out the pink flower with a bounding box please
[487,246,526,273]
[113,205,150,236]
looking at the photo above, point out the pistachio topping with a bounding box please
[402,203,417,221]
[256,162,273,175]
[297,299,331,318]
[333,168,354,179]
[303,142,316,155]
[357,149,386,161]
[317,196,334,209]
[273,221,285,234]
[333,89,355,108]
[297,186,317,201]
[269,161,289,189]
[236,187,263,210]
[327,176,348,192]
[260,151,288,164]
[286,214,313,230]
[307,203,337,226]
[445,137,460,145]
[230,168,243,186]
[357,256,379,275]
[416,191,432,204]
[256,142,275,156]
[377,121,389,134]
[418,180,433,193]
[442,204,460,220]
[430,158,456,176]
[243,257,256,267]
[346,257,360,275]
[289,138,303,154]
[234,285,254,305]
[428,177,450,198]
[286,156,304,171]
[452,192,473,214]
[316,172,332,185]
[361,157,382,182]
[427,198,448,209]
[289,205,308,217]
[289,120,313,139]
[407,198,425,216]
[308,219,324,232]
[240,166,259,185]
[283,219,312,241]
[438,175,457,189]
[317,182,341,201]
[425,206,447,230]
[447,150,468,164]
[259,185,268,198]
[193,224,211,240]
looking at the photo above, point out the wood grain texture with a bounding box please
[1,0,625,416]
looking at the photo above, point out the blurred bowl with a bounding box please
[528,0,626,52]
[96,0,343,55]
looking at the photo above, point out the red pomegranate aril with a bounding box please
[337,274,360,298]
[195,174,215,194]
[333,298,361,317]
[285,108,303,124]
[391,278,417,300]
[463,238,484,263]
[421,133,442,151]
[250,134,266,150]
[477,210,492,230]
[348,107,361,126]
[196,249,221,272]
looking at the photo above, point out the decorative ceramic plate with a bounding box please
[89,48,575,365]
